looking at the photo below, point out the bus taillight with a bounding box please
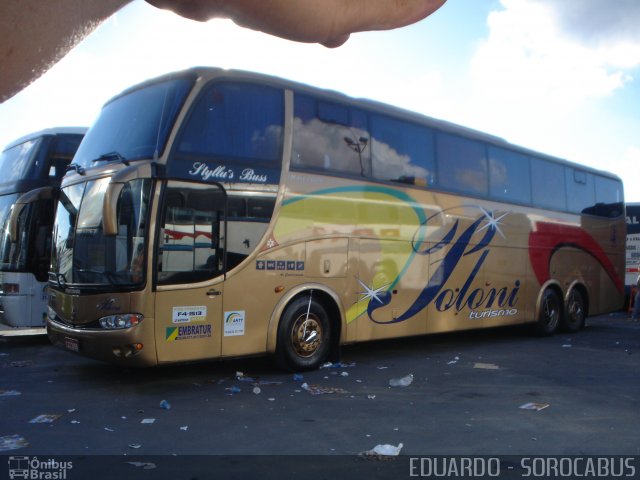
[1,283,19,294]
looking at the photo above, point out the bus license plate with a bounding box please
[65,337,79,352]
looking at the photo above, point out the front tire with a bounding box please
[561,289,586,332]
[535,288,561,336]
[276,295,331,371]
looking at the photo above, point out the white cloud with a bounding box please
[471,0,631,110]
[531,0,640,47]
[618,147,640,202]
[440,0,638,185]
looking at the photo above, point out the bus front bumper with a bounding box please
[0,293,41,328]
[47,318,158,367]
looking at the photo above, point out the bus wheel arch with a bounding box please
[270,286,343,371]
[561,284,588,332]
[534,282,563,336]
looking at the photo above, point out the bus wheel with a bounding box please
[561,289,586,332]
[535,288,561,336]
[276,295,331,371]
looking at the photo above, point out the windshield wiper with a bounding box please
[55,272,67,288]
[66,163,85,175]
[92,151,130,166]
[77,268,121,285]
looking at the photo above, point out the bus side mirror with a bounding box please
[102,182,124,236]
[8,186,55,242]
[102,162,154,236]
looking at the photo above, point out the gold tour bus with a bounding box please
[44,68,625,370]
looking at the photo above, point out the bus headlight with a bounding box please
[99,313,143,329]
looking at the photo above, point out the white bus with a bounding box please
[0,128,86,328]
[626,203,640,301]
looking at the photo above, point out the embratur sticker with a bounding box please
[166,324,212,341]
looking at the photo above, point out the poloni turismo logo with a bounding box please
[8,456,73,479]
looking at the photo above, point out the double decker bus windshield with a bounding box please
[50,178,152,288]
[0,197,55,279]
[0,193,20,270]
[73,77,193,170]
[0,137,42,183]
[0,131,85,278]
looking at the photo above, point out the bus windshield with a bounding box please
[73,77,193,170]
[0,137,42,183]
[0,193,21,270]
[0,197,55,280]
[50,178,152,288]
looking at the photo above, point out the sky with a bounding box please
[0,0,638,201]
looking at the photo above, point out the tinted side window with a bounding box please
[370,114,435,187]
[226,194,275,271]
[436,132,488,196]
[596,176,622,205]
[49,134,84,180]
[292,94,371,177]
[590,176,624,218]
[565,168,595,214]
[177,82,284,162]
[488,147,531,204]
[530,158,566,210]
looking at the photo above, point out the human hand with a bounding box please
[0,0,446,102]
[145,0,447,47]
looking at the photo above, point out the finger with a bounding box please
[145,0,447,47]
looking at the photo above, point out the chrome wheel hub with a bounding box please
[291,314,323,357]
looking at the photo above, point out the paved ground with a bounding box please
[0,312,638,479]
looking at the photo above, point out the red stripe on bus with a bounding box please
[529,223,623,293]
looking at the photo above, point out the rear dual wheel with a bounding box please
[535,288,561,336]
[535,287,586,336]
[561,289,586,332]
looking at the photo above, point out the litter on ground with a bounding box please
[8,360,33,368]
[0,434,29,451]
[473,363,499,370]
[320,361,356,369]
[389,374,413,387]
[0,390,21,397]
[301,383,348,395]
[519,402,549,411]
[360,443,404,460]
[29,414,61,424]
[127,462,156,470]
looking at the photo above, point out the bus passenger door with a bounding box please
[153,181,226,363]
